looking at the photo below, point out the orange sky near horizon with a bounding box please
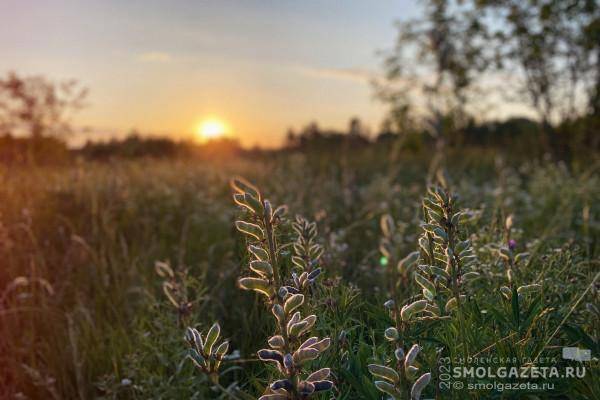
[2,1,419,148]
[0,1,538,148]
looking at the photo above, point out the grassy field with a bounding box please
[0,149,598,399]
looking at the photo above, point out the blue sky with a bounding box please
[0,1,423,146]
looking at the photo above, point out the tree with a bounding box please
[472,0,599,123]
[0,72,87,139]
[375,0,486,145]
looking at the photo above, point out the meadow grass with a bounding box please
[0,152,598,399]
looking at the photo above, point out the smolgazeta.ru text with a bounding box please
[450,366,585,379]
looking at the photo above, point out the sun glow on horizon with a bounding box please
[196,118,228,142]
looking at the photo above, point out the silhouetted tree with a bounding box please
[376,0,486,145]
[0,72,87,164]
[0,72,87,139]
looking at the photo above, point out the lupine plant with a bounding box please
[231,178,333,400]
[497,215,541,303]
[378,214,412,300]
[287,216,324,294]
[369,180,485,399]
[185,323,229,385]
[369,225,431,399]
[415,184,480,317]
[368,253,431,400]
[155,260,193,325]
[368,293,433,400]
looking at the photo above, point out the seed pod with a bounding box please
[272,304,285,325]
[249,260,273,277]
[292,256,307,270]
[248,245,269,261]
[203,322,220,355]
[415,273,436,295]
[450,212,461,227]
[307,368,331,382]
[298,272,309,287]
[238,277,272,297]
[500,286,512,299]
[288,320,309,337]
[213,341,229,369]
[257,349,284,365]
[297,381,315,396]
[233,193,248,209]
[433,228,448,242]
[307,268,321,282]
[423,288,434,301]
[244,193,263,214]
[404,344,421,369]
[309,245,323,260]
[425,303,440,316]
[368,364,400,383]
[515,252,529,264]
[309,337,330,352]
[284,293,304,314]
[418,236,431,258]
[455,240,470,254]
[462,272,480,282]
[411,372,431,400]
[405,365,419,379]
[398,251,420,273]
[214,340,229,357]
[428,266,451,280]
[423,198,443,214]
[272,205,288,220]
[293,347,319,364]
[312,380,334,392]
[444,296,465,312]
[380,214,395,237]
[374,380,399,397]
[270,379,293,391]
[428,209,443,223]
[300,337,318,349]
[155,261,174,278]
[288,311,301,325]
[162,282,179,307]
[185,327,202,351]
[235,221,264,240]
[517,284,541,294]
[268,335,285,349]
[384,327,399,341]
[230,177,261,200]
[499,247,511,260]
[394,347,405,361]
[188,348,206,368]
[258,395,287,400]
[278,286,289,299]
[298,315,317,335]
[401,300,428,321]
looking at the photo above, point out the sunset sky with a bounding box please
[0,0,428,147]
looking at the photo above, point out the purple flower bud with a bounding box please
[508,239,516,251]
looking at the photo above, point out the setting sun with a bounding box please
[197,119,228,141]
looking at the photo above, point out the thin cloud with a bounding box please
[136,51,172,63]
[294,66,378,84]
